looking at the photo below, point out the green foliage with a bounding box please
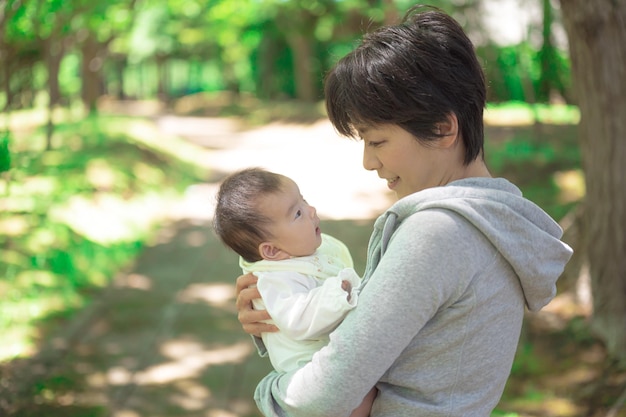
[0,115,203,360]
[2,0,574,107]
[0,131,11,173]
[484,102,582,220]
[481,42,572,103]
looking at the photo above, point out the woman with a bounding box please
[235,5,573,417]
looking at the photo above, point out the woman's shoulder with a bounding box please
[404,207,480,232]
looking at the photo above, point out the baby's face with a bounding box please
[258,177,322,259]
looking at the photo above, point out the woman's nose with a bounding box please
[362,145,379,171]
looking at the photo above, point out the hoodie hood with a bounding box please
[369,177,573,311]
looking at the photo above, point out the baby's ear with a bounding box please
[259,242,289,261]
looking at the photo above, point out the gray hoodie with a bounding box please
[254,177,573,417]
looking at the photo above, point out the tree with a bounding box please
[275,1,329,102]
[538,0,565,102]
[76,0,137,113]
[559,0,626,366]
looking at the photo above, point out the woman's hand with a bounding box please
[235,272,279,337]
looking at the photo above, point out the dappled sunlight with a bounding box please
[206,409,239,417]
[103,119,215,173]
[111,411,141,417]
[176,283,235,307]
[0,324,37,361]
[25,228,57,253]
[20,176,59,196]
[0,283,83,361]
[553,170,585,204]
[133,341,252,384]
[114,273,153,291]
[504,395,584,417]
[484,103,580,126]
[0,215,29,236]
[160,339,208,360]
[132,161,167,184]
[85,369,108,388]
[544,366,600,389]
[207,399,257,416]
[184,229,208,247]
[541,292,592,321]
[49,193,174,245]
[86,159,118,190]
[107,366,133,385]
[157,115,242,143]
[170,391,208,411]
[170,379,212,411]
[0,194,35,212]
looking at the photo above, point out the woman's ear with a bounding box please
[259,242,289,261]
[436,113,459,148]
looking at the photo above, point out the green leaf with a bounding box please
[0,132,12,173]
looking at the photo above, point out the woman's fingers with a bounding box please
[235,273,258,295]
[238,301,279,336]
[234,272,279,336]
[236,286,261,311]
[238,304,270,323]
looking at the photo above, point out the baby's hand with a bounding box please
[341,280,352,301]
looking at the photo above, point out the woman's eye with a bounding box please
[368,140,384,147]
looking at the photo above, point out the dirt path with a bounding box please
[2,115,386,417]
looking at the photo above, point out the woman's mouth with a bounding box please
[387,177,399,190]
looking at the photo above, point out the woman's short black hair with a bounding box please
[324,5,486,165]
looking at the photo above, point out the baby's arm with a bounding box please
[258,268,361,340]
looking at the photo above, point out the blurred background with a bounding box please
[1,0,625,416]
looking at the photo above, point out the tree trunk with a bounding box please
[44,36,64,150]
[1,47,13,112]
[560,0,626,366]
[257,31,280,99]
[81,32,103,115]
[539,0,565,103]
[110,55,127,100]
[156,54,169,103]
[382,0,399,25]
[286,33,317,102]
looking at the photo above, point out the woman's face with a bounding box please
[357,123,461,199]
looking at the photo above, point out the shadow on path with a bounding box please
[1,217,373,417]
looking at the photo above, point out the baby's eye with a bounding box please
[295,209,302,219]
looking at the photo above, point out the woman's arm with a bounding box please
[254,211,476,417]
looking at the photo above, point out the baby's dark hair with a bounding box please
[213,168,284,262]
[324,5,486,165]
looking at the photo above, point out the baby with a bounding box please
[213,167,375,417]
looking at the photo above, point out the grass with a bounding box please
[0,114,206,361]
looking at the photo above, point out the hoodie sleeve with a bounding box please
[254,210,488,417]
